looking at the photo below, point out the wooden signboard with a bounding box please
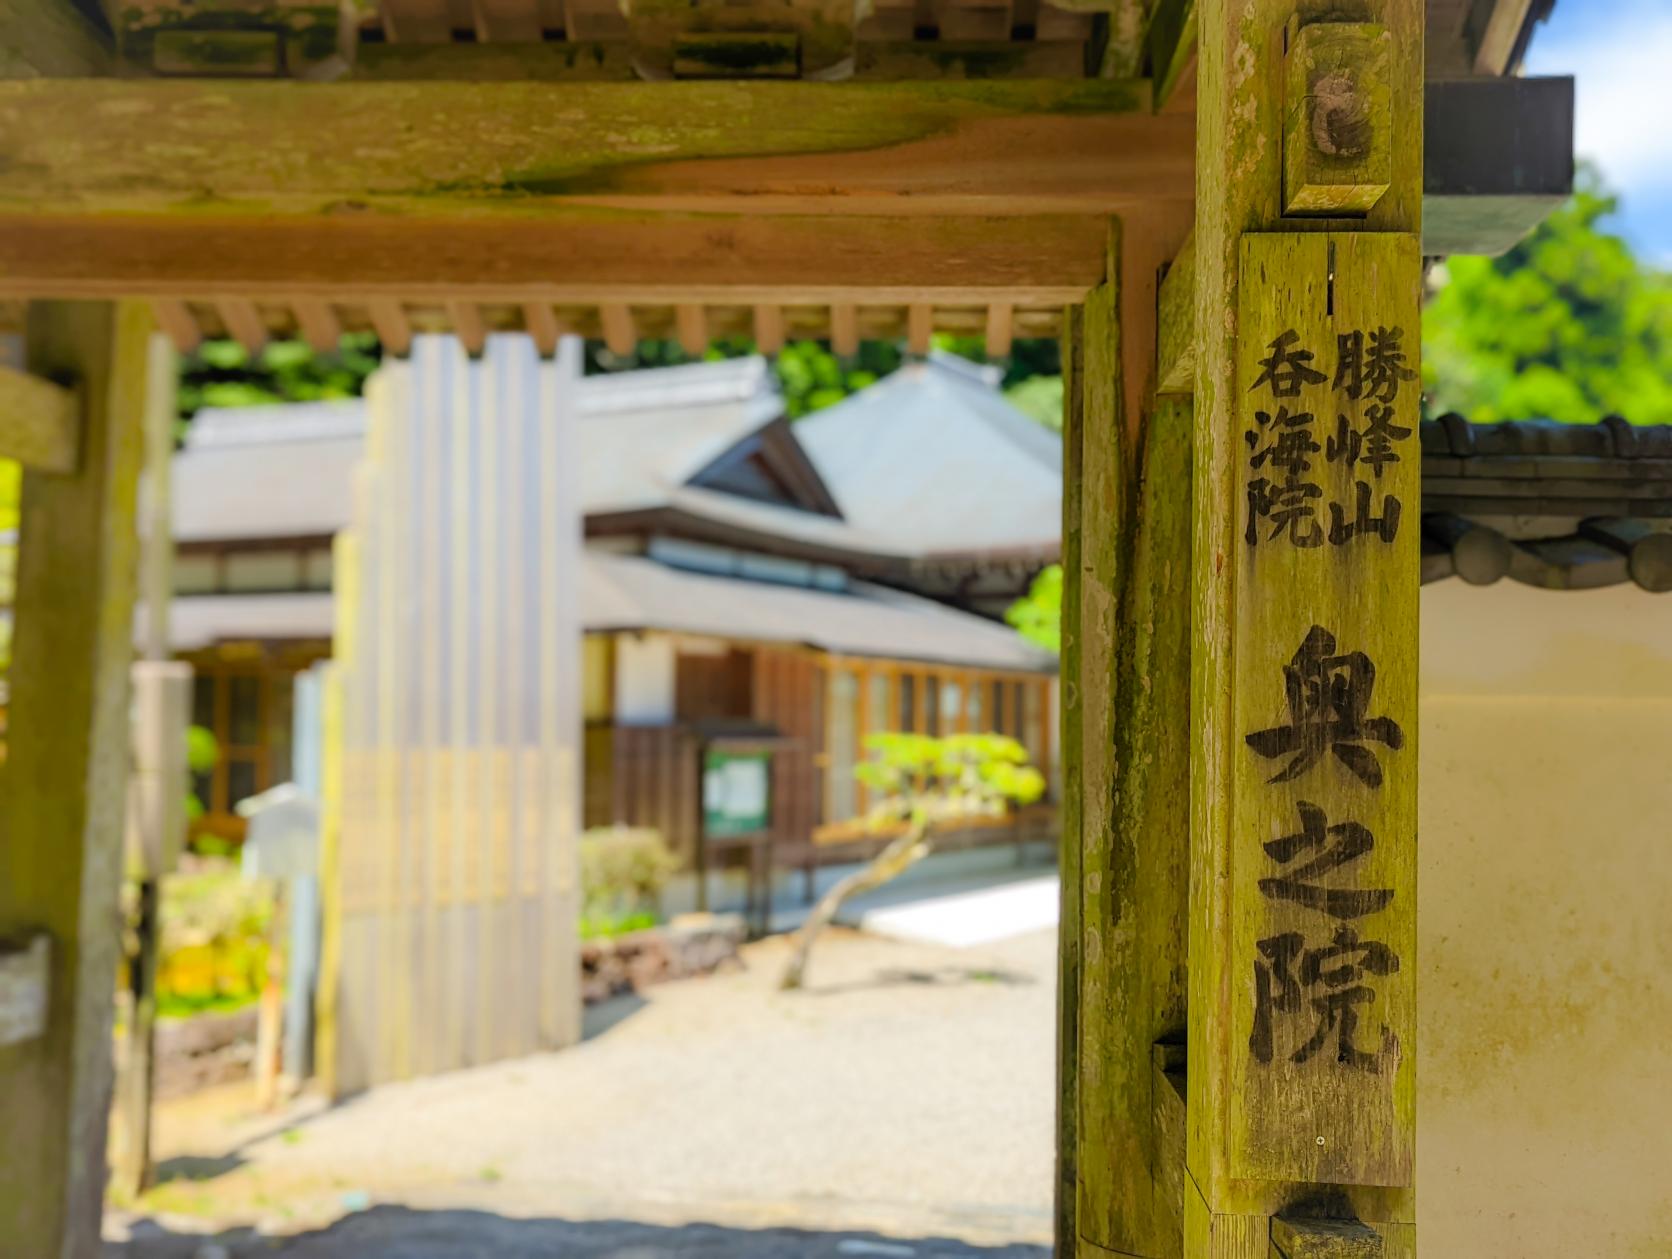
[1228,232,1419,1189]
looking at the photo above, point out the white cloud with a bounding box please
[1525,2,1672,195]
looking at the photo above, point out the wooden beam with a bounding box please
[214,298,267,354]
[1189,0,1422,1248]
[983,300,1014,360]
[906,303,933,355]
[752,304,784,354]
[348,37,1090,82]
[1423,75,1573,257]
[1070,274,1128,1255]
[0,213,1116,305]
[1155,80,1572,397]
[1072,211,1194,1259]
[829,303,859,356]
[290,297,343,353]
[1054,300,1085,1257]
[1155,228,1194,395]
[0,0,113,77]
[0,363,78,473]
[1147,0,1198,111]
[600,302,636,356]
[675,304,707,357]
[0,300,151,1259]
[150,299,201,353]
[521,301,564,356]
[1471,0,1537,76]
[0,79,1182,220]
[446,301,487,354]
[367,299,413,356]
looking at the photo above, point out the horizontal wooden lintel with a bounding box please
[0,77,1184,220]
[0,212,1111,305]
[0,364,79,473]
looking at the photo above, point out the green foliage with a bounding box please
[1003,375,1065,432]
[178,334,381,426]
[933,334,1062,389]
[588,336,906,419]
[0,458,18,533]
[1423,168,1672,425]
[186,723,219,774]
[184,724,218,825]
[1005,563,1062,653]
[151,859,274,1019]
[579,825,679,938]
[177,331,1066,435]
[854,731,1046,830]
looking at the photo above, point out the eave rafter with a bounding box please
[0,75,1186,351]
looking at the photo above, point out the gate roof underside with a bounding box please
[1,0,1566,350]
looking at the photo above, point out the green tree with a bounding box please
[587,335,902,416]
[779,732,1045,990]
[1006,563,1062,654]
[1423,169,1672,425]
[178,335,381,427]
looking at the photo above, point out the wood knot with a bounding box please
[1310,72,1370,159]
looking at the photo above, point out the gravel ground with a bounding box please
[108,925,1057,1258]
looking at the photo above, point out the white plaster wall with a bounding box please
[613,631,676,725]
[1419,581,1672,1256]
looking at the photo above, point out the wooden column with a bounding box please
[1191,1,1421,1255]
[0,301,152,1258]
[1055,302,1084,1251]
[1064,212,1194,1259]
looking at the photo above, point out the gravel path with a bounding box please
[109,925,1057,1257]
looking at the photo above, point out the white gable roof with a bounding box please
[794,351,1061,556]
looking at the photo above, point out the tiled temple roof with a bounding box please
[1420,416,1672,593]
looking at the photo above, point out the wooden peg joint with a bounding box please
[1282,22,1392,217]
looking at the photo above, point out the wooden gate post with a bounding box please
[0,301,153,1258]
[1062,213,1193,1259]
[1191,1,1422,1255]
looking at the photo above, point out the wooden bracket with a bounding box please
[0,935,52,1048]
[1282,22,1392,216]
[1155,231,1195,395]
[0,364,80,474]
[1270,1215,1383,1259]
[1151,1037,1187,1221]
[673,32,801,78]
[110,0,357,80]
[624,0,858,79]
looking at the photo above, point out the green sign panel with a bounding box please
[703,749,772,838]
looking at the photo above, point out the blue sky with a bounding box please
[1523,0,1672,264]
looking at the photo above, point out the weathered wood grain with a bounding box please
[0,0,111,77]
[350,36,1090,81]
[0,362,77,473]
[1055,303,1085,1254]
[0,79,1181,219]
[1281,23,1392,216]
[1156,230,1195,395]
[1270,1215,1383,1259]
[1148,0,1198,112]
[1189,0,1422,1237]
[1228,232,1418,1188]
[1073,272,1130,1257]
[0,300,151,1259]
[1074,245,1193,1259]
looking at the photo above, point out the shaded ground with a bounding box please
[114,1206,1050,1258]
[108,922,1056,1257]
